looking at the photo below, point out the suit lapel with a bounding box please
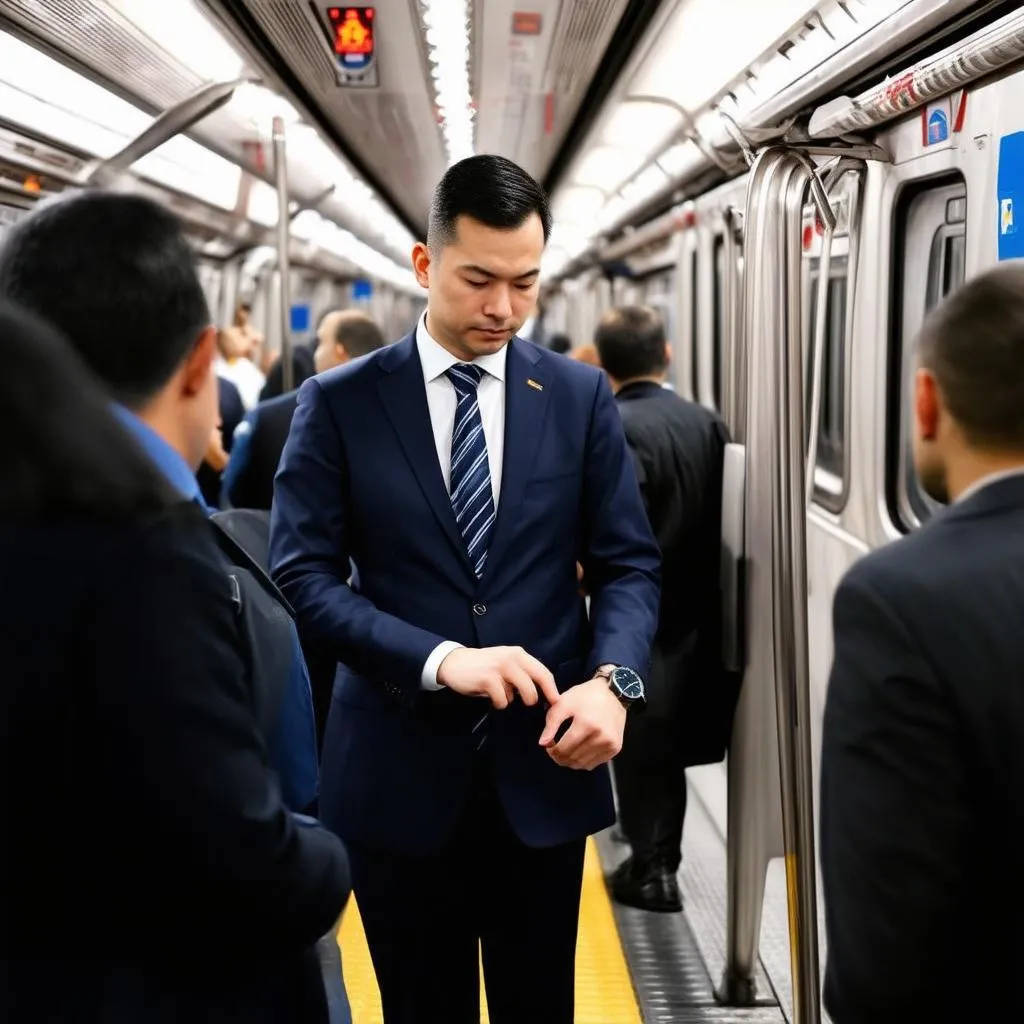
[480,338,548,586]
[377,335,475,581]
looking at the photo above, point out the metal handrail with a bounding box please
[80,78,248,187]
[777,155,822,1024]
[720,146,825,1023]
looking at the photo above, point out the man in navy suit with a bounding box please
[270,154,660,1023]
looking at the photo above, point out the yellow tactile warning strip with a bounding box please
[337,837,642,1023]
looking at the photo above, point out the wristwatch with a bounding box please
[595,665,646,711]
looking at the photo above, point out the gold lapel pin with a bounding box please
[526,378,544,391]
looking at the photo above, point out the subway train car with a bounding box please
[2,1,1023,1021]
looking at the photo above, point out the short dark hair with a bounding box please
[918,263,1024,450]
[0,191,210,408]
[594,306,667,381]
[548,332,571,355]
[427,155,552,250]
[334,310,386,358]
[0,300,176,521]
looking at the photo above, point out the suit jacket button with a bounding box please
[473,602,487,616]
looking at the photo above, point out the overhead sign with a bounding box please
[923,99,950,147]
[512,12,543,35]
[322,7,379,88]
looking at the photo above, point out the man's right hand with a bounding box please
[437,646,560,709]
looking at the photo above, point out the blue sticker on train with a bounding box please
[997,132,1024,260]
[290,304,311,333]
[927,108,949,145]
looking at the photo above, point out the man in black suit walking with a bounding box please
[820,264,1024,1024]
[593,306,732,912]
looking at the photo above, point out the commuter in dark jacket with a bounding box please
[0,196,349,1022]
[594,305,734,913]
[821,264,1024,1024]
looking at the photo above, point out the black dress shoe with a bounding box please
[610,856,682,913]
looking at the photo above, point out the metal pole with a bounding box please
[273,116,294,394]
[776,151,822,1024]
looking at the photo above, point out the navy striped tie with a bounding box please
[446,363,496,578]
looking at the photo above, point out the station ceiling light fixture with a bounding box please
[418,0,475,165]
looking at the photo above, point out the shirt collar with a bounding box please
[111,404,205,508]
[415,313,508,384]
[956,466,1024,504]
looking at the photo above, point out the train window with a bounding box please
[805,254,849,511]
[891,178,967,530]
[713,234,725,409]
[689,247,699,402]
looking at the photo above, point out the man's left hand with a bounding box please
[538,677,626,770]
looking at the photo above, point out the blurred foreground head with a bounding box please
[0,190,217,470]
[0,299,175,521]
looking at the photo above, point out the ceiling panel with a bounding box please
[474,0,631,180]
[228,0,446,235]
[0,0,336,199]
[0,0,654,249]
[0,0,423,257]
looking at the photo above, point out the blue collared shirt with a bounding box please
[113,406,319,811]
[112,405,206,506]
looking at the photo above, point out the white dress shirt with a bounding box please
[416,314,508,689]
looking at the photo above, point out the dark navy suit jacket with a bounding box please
[269,333,660,855]
[820,474,1024,1023]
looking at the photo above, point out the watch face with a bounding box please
[611,667,645,701]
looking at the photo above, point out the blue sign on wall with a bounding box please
[290,303,311,333]
[352,278,373,300]
[997,132,1024,261]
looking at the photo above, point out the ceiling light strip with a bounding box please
[0,29,416,284]
[419,0,475,165]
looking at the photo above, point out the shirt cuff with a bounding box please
[421,640,463,690]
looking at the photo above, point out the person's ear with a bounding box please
[914,367,940,442]
[182,326,217,396]
[412,242,432,289]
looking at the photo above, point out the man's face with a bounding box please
[315,312,345,373]
[412,214,544,361]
